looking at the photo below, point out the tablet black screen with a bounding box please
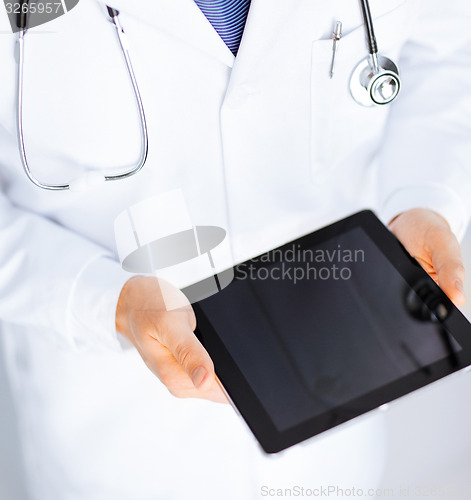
[196,210,469,450]
[196,225,461,432]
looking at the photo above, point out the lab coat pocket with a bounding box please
[309,39,338,184]
[309,1,414,184]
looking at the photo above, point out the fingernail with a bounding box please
[455,280,465,294]
[191,366,207,388]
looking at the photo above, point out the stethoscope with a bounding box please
[14,0,400,191]
[349,0,401,107]
[16,4,148,191]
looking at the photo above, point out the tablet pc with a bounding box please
[193,210,471,453]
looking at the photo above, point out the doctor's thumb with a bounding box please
[429,228,466,308]
[160,317,216,390]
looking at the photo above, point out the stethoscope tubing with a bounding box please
[15,8,149,191]
[14,1,400,190]
[359,0,378,56]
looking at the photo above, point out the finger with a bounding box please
[198,381,229,404]
[138,339,227,402]
[212,380,230,404]
[428,227,466,307]
[152,311,216,390]
[173,377,230,404]
[137,334,188,385]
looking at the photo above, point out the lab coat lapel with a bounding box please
[227,0,327,89]
[104,0,235,67]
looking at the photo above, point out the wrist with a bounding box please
[115,276,141,339]
[69,255,132,350]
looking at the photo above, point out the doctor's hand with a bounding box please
[389,208,466,307]
[116,276,228,404]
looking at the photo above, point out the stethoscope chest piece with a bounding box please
[350,55,401,107]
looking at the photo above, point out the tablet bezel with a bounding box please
[194,210,471,453]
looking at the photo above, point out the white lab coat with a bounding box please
[0,0,470,498]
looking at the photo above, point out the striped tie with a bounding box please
[194,0,252,56]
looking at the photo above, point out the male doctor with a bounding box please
[0,0,471,498]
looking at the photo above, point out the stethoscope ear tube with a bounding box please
[106,6,119,18]
[15,6,149,191]
[17,0,30,30]
[359,0,378,56]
